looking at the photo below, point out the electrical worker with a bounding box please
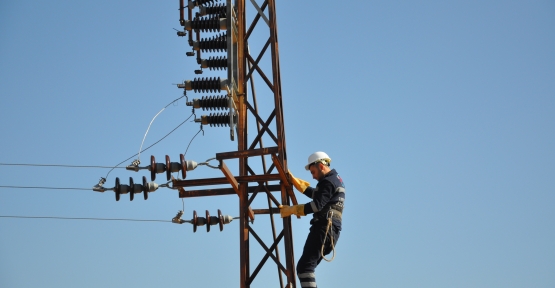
[279,151,345,288]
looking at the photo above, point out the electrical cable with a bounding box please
[0,115,193,177]
[0,185,91,191]
[0,215,241,222]
[0,163,126,169]
[137,95,186,163]
[184,124,204,157]
[1,98,200,182]
[105,112,194,179]
[0,215,169,222]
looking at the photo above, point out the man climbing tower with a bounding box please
[279,151,345,288]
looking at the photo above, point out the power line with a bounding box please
[0,185,91,191]
[0,163,126,169]
[0,215,169,223]
[184,124,204,157]
[0,114,194,176]
[136,94,187,162]
[105,112,195,179]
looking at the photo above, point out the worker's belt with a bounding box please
[329,203,343,213]
[327,209,342,221]
[312,208,342,223]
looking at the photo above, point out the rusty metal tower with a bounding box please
[174,0,297,287]
[92,1,296,286]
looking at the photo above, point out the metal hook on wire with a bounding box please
[198,157,219,169]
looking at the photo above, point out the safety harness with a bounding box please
[312,187,344,221]
[317,186,345,262]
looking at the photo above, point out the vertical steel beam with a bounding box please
[176,1,296,287]
[241,0,296,286]
[236,1,250,287]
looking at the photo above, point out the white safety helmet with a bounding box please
[305,151,331,170]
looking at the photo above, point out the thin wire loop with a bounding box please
[105,112,194,179]
[184,124,204,157]
[137,95,186,162]
[198,158,219,169]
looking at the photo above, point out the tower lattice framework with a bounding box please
[174,1,297,287]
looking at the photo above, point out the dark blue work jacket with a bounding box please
[302,169,345,229]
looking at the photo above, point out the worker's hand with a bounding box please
[279,204,305,218]
[288,170,310,193]
[279,205,294,218]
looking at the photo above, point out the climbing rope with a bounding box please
[320,210,336,262]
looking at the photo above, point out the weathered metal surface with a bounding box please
[271,153,299,207]
[220,160,240,195]
[177,184,281,198]
[177,1,296,287]
[252,207,280,214]
[216,146,278,160]
[172,174,281,187]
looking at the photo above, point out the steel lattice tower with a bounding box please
[173,1,297,287]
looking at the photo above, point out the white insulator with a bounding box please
[186,160,198,171]
[221,215,233,225]
[146,182,159,192]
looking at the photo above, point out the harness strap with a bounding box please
[320,210,337,262]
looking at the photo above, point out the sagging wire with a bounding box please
[184,124,204,158]
[99,91,211,190]
[0,185,91,191]
[0,215,170,223]
[104,110,194,180]
[0,163,127,169]
[103,115,192,180]
[136,94,187,164]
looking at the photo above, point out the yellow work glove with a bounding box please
[288,170,310,193]
[279,204,305,218]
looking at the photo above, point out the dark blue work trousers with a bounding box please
[296,222,341,288]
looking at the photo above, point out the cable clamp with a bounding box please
[93,178,107,192]
[160,180,172,189]
[198,157,219,169]
[172,210,185,224]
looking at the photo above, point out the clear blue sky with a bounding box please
[1,1,554,287]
